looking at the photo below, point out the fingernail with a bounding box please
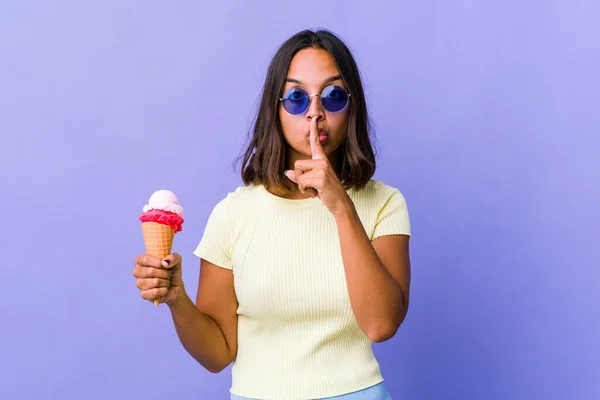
[163,259,171,266]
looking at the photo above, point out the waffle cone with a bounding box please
[141,221,175,259]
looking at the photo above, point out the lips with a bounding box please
[307,128,327,139]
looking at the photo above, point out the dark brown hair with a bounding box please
[237,29,376,193]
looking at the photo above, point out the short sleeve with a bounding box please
[372,188,411,240]
[192,196,233,270]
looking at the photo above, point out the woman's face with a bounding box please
[279,48,350,166]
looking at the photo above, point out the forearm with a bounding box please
[167,285,233,373]
[334,198,407,342]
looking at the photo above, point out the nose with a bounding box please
[306,94,325,121]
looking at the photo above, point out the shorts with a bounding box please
[230,381,392,400]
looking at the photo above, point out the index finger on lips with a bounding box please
[309,116,326,160]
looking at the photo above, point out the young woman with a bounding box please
[133,29,411,400]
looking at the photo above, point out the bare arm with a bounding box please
[285,116,411,343]
[333,202,411,343]
[168,256,238,373]
[133,254,238,373]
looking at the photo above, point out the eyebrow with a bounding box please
[286,75,343,85]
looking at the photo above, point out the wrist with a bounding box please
[167,282,188,308]
[332,194,357,222]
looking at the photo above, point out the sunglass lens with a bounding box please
[281,88,309,115]
[321,86,349,112]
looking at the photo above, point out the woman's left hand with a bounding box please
[284,116,351,216]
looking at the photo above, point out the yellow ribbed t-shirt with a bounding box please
[193,179,411,399]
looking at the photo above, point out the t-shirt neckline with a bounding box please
[256,184,322,208]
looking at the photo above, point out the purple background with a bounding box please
[1,1,599,399]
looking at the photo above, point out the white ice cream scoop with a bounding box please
[142,189,184,217]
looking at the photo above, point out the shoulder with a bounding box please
[347,180,411,238]
[349,179,408,206]
[225,184,263,203]
[203,184,263,234]
[210,184,264,214]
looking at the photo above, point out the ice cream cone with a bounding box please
[139,190,184,307]
[141,221,175,306]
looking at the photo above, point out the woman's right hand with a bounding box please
[132,253,184,305]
